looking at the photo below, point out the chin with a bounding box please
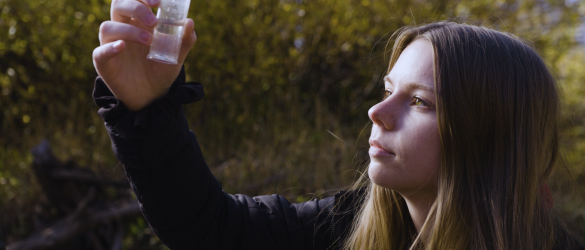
[367,161,432,194]
[367,161,394,189]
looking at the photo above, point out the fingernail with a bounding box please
[140,32,152,43]
[112,40,123,51]
[145,13,156,26]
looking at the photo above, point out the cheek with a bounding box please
[369,120,441,191]
[408,123,441,183]
[368,112,441,190]
[406,122,441,167]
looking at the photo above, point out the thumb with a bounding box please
[92,40,125,68]
[178,19,197,63]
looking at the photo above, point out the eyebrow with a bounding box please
[384,76,435,93]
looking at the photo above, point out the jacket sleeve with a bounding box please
[92,67,342,250]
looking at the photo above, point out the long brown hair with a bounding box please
[344,22,578,250]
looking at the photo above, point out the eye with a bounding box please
[414,98,424,106]
[412,97,431,108]
[383,89,392,100]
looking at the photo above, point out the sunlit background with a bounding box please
[1,0,584,249]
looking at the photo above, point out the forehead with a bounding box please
[386,39,434,90]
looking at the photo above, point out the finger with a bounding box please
[147,0,161,7]
[93,40,125,67]
[111,0,158,27]
[99,21,153,46]
[178,18,197,63]
[182,18,197,48]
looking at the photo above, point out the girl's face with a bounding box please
[368,39,441,196]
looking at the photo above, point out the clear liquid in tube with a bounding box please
[147,0,189,64]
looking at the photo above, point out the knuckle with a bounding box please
[99,21,112,34]
[92,47,103,61]
[110,0,123,13]
[131,3,145,17]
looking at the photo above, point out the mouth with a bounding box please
[369,139,395,156]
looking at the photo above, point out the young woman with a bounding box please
[92,0,584,249]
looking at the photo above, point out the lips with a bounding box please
[369,139,395,156]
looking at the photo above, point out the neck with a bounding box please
[401,191,436,232]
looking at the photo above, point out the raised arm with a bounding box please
[91,0,356,248]
[93,68,352,249]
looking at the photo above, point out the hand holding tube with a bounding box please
[92,0,197,111]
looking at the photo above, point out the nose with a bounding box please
[368,99,397,131]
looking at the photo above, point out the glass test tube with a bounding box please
[147,0,191,64]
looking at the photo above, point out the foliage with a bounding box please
[0,0,584,247]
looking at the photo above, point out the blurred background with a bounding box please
[0,0,584,249]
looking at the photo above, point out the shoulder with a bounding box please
[551,230,585,250]
[333,188,367,213]
[330,187,368,244]
[554,239,585,250]
[570,238,585,250]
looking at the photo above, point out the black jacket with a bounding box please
[94,67,585,250]
[93,67,359,250]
